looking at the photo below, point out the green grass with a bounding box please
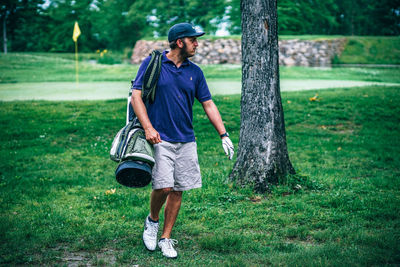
[1,53,400,84]
[0,53,139,83]
[22,52,125,62]
[279,66,400,83]
[279,35,347,40]
[1,86,399,265]
[335,36,400,65]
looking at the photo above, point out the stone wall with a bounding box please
[131,38,346,67]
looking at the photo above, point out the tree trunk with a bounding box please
[3,14,7,54]
[230,0,295,193]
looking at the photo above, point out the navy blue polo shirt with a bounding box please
[133,51,212,142]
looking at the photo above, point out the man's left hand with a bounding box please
[222,137,234,160]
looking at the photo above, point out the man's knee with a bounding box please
[155,187,173,195]
[154,188,182,198]
[170,191,182,197]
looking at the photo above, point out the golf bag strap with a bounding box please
[128,50,162,123]
[128,50,162,124]
[142,50,162,104]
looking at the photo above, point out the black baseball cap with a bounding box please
[168,23,205,42]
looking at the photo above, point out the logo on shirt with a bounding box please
[190,77,192,81]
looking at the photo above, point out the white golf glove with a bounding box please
[222,136,234,160]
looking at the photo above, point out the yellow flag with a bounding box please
[72,21,81,42]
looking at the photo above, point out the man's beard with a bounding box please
[179,41,193,59]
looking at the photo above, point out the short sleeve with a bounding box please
[132,56,152,90]
[195,69,212,103]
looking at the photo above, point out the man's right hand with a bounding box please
[145,127,162,144]
[222,136,234,160]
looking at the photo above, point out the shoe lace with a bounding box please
[149,221,159,236]
[164,238,178,249]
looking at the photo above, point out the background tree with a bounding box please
[334,0,400,35]
[90,0,151,51]
[279,0,338,34]
[230,0,295,193]
[44,0,98,52]
[2,0,399,53]
[0,0,13,53]
[1,0,46,52]
[147,0,226,36]
[226,0,241,34]
[229,0,399,35]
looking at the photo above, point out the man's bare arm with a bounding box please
[131,89,161,144]
[201,99,234,159]
[201,99,227,136]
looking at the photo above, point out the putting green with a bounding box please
[0,80,399,101]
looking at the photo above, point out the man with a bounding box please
[131,22,234,259]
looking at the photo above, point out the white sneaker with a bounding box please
[142,216,159,251]
[158,238,178,258]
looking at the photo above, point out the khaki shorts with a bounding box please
[151,141,202,191]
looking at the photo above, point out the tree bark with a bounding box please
[3,14,7,54]
[230,0,295,193]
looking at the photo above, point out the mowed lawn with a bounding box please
[1,53,400,84]
[1,53,400,102]
[0,85,399,265]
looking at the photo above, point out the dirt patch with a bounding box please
[53,246,121,267]
[320,123,362,134]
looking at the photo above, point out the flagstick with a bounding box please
[75,40,79,85]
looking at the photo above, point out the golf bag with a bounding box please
[110,50,162,188]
